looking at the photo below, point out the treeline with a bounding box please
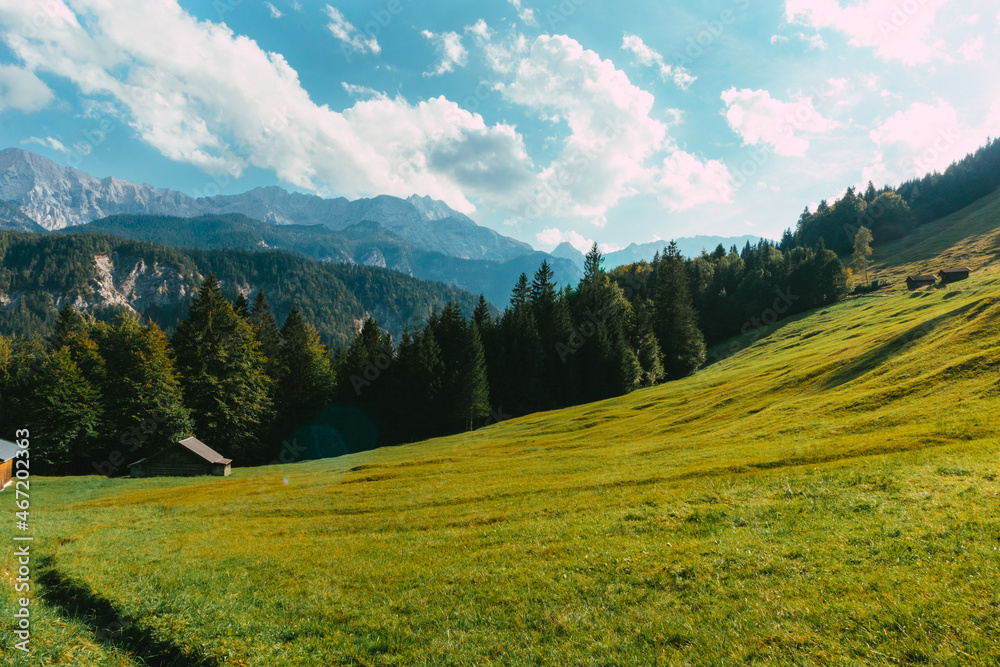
[337,241,846,441]
[0,240,847,475]
[609,240,847,347]
[787,137,1000,255]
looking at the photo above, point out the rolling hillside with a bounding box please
[2,195,1000,665]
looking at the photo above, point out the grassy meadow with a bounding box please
[3,200,1000,665]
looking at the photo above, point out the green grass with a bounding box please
[2,196,1000,665]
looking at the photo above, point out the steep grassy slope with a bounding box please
[871,186,1000,285]
[2,200,1000,665]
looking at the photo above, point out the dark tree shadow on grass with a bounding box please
[37,556,219,667]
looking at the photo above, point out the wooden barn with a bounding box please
[0,438,18,491]
[906,274,937,290]
[938,267,972,284]
[129,437,232,478]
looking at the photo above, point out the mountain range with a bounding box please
[1,147,762,308]
[550,235,766,271]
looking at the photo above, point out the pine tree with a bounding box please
[25,347,102,472]
[511,273,530,308]
[654,241,706,380]
[274,307,337,441]
[455,323,491,431]
[583,243,604,283]
[95,315,193,470]
[249,289,282,377]
[172,275,271,463]
[234,292,251,319]
[472,295,492,332]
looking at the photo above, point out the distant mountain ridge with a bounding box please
[551,235,768,271]
[68,213,581,307]
[0,148,531,261]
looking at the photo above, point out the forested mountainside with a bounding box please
[0,231,483,347]
[66,213,582,307]
[788,137,1000,255]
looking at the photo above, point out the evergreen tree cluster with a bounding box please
[609,239,847,348]
[0,240,848,475]
[785,137,1000,255]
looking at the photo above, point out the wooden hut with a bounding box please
[129,437,232,478]
[938,267,971,284]
[906,274,936,290]
[0,438,19,491]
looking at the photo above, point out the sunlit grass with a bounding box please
[2,203,1000,665]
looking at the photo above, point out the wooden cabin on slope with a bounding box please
[0,439,18,490]
[906,274,937,290]
[938,268,971,284]
[129,437,232,478]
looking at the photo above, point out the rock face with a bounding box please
[0,148,533,261]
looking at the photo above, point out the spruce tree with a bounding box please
[654,241,706,380]
[172,275,271,463]
[275,307,337,440]
[455,323,491,431]
[96,315,193,469]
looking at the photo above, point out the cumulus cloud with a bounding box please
[465,19,528,75]
[265,2,282,19]
[785,0,948,65]
[654,151,733,212]
[721,87,840,157]
[507,0,538,27]
[537,227,592,253]
[864,99,1000,185]
[0,64,54,113]
[957,36,984,61]
[0,0,536,212]
[498,35,730,224]
[421,30,468,77]
[324,5,380,56]
[621,34,696,90]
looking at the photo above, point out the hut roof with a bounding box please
[939,268,971,275]
[907,274,936,282]
[130,437,231,467]
[177,437,231,464]
[0,439,19,462]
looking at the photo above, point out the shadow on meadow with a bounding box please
[37,556,218,667]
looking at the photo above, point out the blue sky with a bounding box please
[1,0,997,252]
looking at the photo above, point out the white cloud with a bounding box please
[721,87,840,157]
[621,34,695,90]
[265,2,282,19]
[324,5,380,56]
[0,0,535,213]
[465,20,528,75]
[23,136,68,152]
[785,0,948,65]
[537,227,592,253]
[497,35,730,223]
[864,99,1000,185]
[654,151,733,211]
[957,36,984,61]
[770,34,789,44]
[507,0,538,27]
[421,30,468,77]
[0,64,54,113]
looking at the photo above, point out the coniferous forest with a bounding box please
[0,240,847,476]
